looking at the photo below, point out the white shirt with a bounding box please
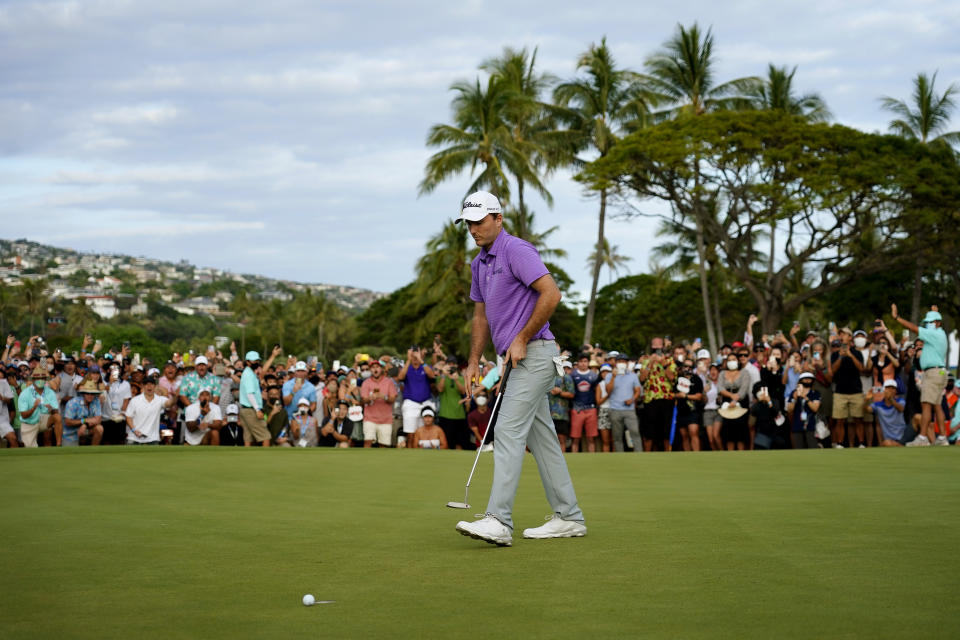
[183,402,222,445]
[0,379,13,429]
[124,393,166,443]
[107,380,132,420]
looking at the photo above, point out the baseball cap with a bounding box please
[297,397,311,406]
[456,191,501,223]
[600,363,613,371]
[608,350,621,358]
[883,379,899,389]
[226,403,239,415]
[294,361,307,371]
[614,352,628,361]
[696,349,711,361]
[245,351,261,361]
[147,367,160,377]
[840,326,853,336]
[923,310,943,323]
[194,356,209,366]
[853,329,867,337]
[798,372,814,382]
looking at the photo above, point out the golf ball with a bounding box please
[302,594,315,606]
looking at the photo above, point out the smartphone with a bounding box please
[332,360,340,371]
[793,320,800,326]
[93,339,102,350]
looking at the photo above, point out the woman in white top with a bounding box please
[411,407,447,449]
[702,363,723,452]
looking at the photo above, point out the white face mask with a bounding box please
[727,360,739,371]
[475,396,488,406]
[676,355,685,363]
[298,407,308,415]
[361,370,372,379]
[616,363,626,374]
[853,337,867,349]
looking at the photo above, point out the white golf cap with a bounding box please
[883,379,899,389]
[294,360,307,371]
[456,191,501,223]
[194,356,209,366]
[298,397,311,406]
[226,403,239,415]
[798,372,814,381]
[696,349,711,361]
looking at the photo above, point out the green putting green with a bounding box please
[2,447,956,639]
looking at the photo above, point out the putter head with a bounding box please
[446,501,470,509]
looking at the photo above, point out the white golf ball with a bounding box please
[302,594,315,606]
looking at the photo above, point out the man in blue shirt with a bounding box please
[866,379,910,446]
[239,351,272,446]
[892,303,949,445]
[604,354,642,452]
[17,366,62,447]
[282,360,317,420]
[62,380,104,446]
[568,354,600,452]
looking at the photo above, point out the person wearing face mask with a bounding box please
[318,400,353,447]
[18,366,62,447]
[892,303,949,446]
[282,361,317,421]
[718,354,750,450]
[786,372,822,449]
[702,363,723,451]
[674,357,705,451]
[467,390,492,450]
[238,351,271,447]
[830,327,865,448]
[219,404,244,446]
[849,329,876,447]
[361,359,397,448]
[288,397,319,447]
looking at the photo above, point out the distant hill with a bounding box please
[0,238,385,312]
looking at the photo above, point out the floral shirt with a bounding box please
[643,359,677,403]
[548,374,574,421]
[178,372,221,405]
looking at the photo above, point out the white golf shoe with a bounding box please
[522,515,587,539]
[456,515,512,547]
[935,435,949,446]
[906,434,931,447]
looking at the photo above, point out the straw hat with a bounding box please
[77,379,101,394]
[31,365,49,379]
[718,402,748,420]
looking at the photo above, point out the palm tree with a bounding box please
[420,75,542,206]
[554,37,650,345]
[643,23,760,353]
[587,238,631,284]
[480,47,575,239]
[18,278,50,337]
[65,300,99,337]
[879,71,960,146]
[409,221,476,354]
[750,64,831,121]
[644,22,761,118]
[880,71,960,321]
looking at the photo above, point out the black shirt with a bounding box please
[318,417,353,447]
[831,351,863,394]
[220,421,244,446]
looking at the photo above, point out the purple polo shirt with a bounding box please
[470,230,555,355]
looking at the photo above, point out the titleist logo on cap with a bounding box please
[463,201,482,208]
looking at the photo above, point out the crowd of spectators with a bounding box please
[1,301,957,451]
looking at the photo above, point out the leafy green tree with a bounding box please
[18,278,50,337]
[553,37,649,345]
[66,269,91,287]
[582,110,960,333]
[586,237,631,284]
[65,300,99,338]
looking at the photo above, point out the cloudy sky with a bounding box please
[2,0,958,300]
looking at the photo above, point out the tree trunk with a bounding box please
[694,217,717,355]
[910,264,922,325]
[516,176,527,240]
[582,188,607,347]
[711,273,725,346]
[317,322,324,362]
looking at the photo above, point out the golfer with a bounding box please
[454,191,586,547]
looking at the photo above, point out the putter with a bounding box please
[446,361,513,509]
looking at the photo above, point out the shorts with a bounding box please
[401,399,435,434]
[570,408,598,438]
[722,415,750,445]
[21,415,53,448]
[363,421,392,446]
[598,407,611,431]
[676,412,702,428]
[642,398,674,442]
[239,407,271,443]
[920,367,948,405]
[553,418,570,437]
[832,393,864,420]
[703,409,719,426]
[0,421,13,438]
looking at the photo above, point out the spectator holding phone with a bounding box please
[830,327,865,448]
[183,388,224,446]
[360,358,396,447]
[396,346,436,445]
[18,366,62,447]
[866,379,911,446]
[786,372,821,449]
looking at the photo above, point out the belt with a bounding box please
[498,339,555,356]
[922,366,946,371]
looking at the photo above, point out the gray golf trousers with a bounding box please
[609,408,642,452]
[485,340,584,530]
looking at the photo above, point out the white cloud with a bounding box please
[91,104,179,125]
